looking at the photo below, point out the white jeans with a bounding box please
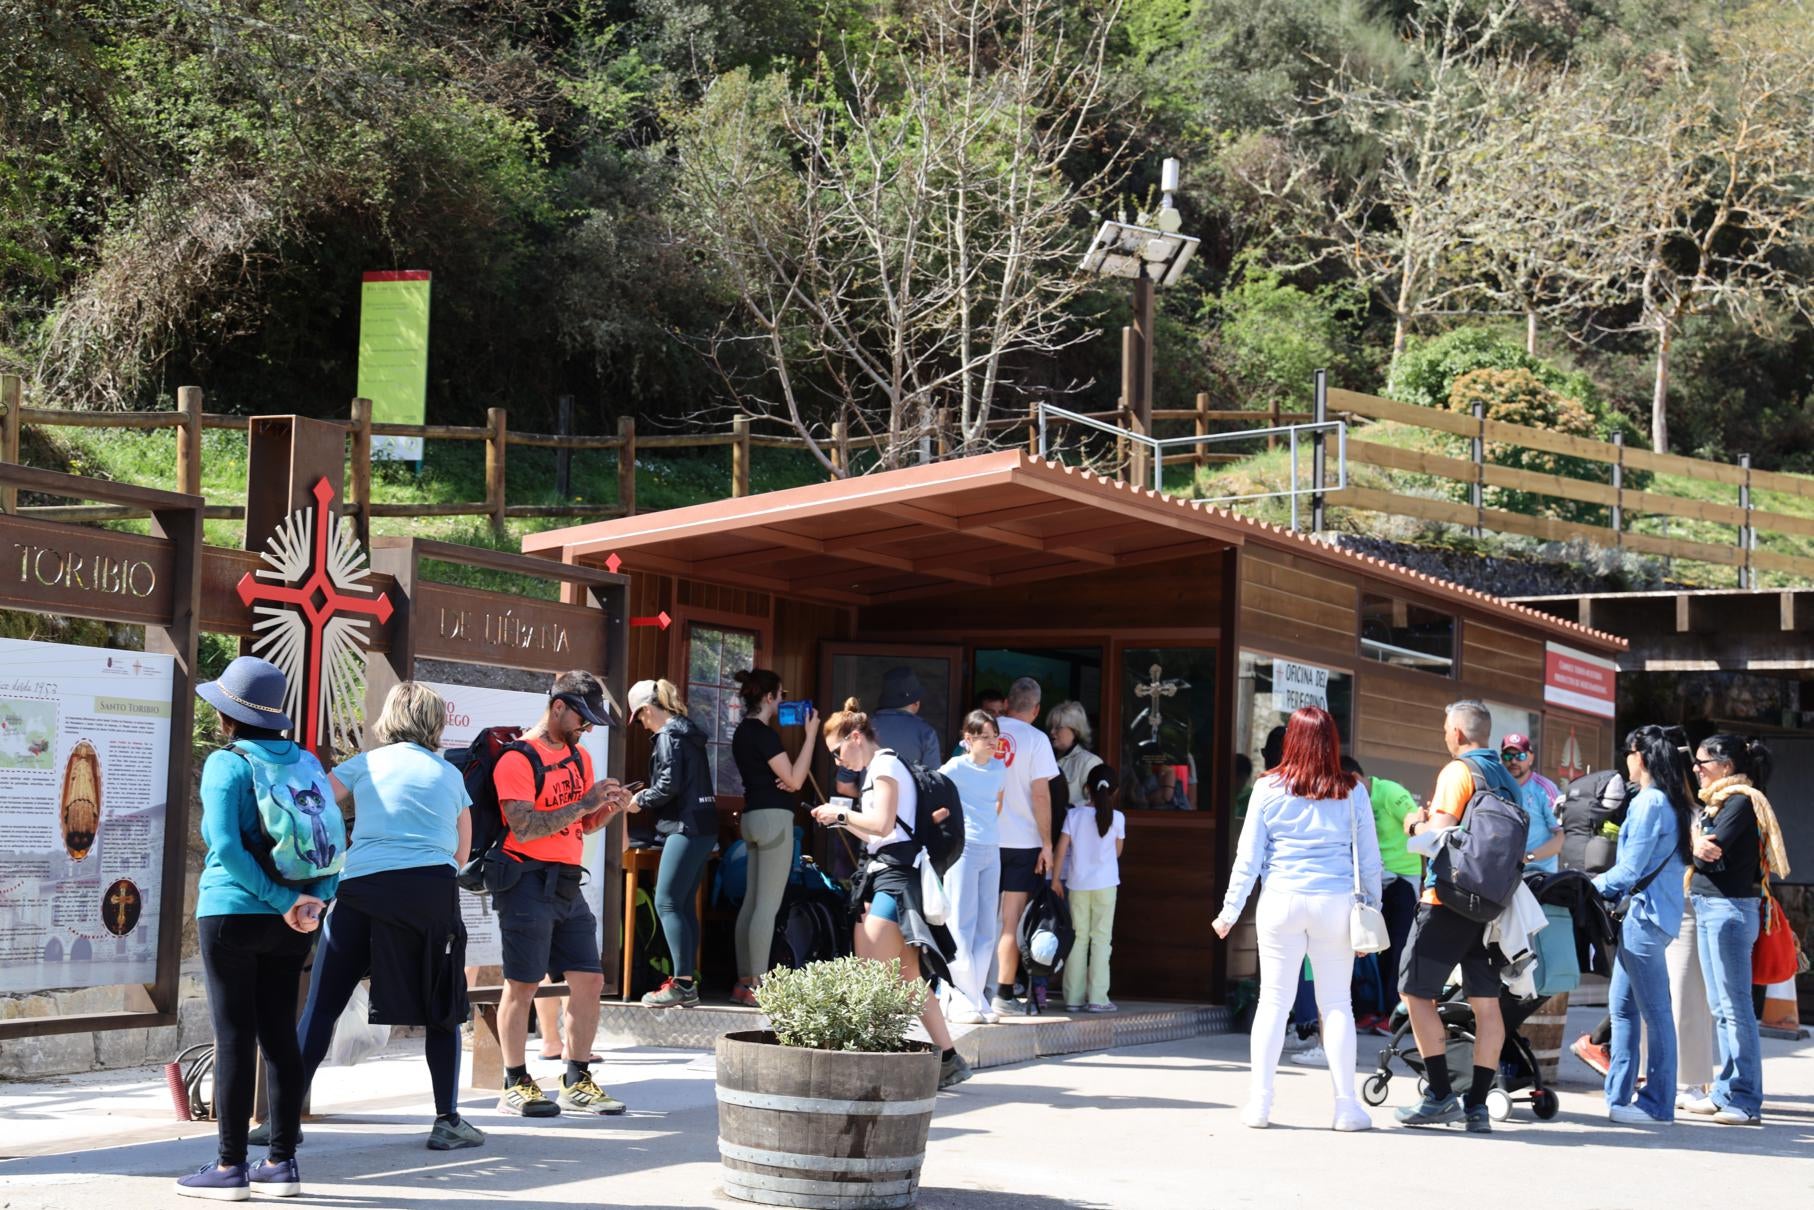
[1250,889,1358,1107]
[943,843,1001,1013]
[1667,898,1715,1090]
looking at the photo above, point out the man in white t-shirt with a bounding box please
[990,676,1058,1014]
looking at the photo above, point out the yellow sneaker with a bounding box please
[557,1072,627,1116]
[498,1075,560,1117]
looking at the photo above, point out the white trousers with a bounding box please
[1250,889,1358,1107]
[942,843,1001,1013]
[1666,898,1716,1090]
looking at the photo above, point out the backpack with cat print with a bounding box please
[229,741,346,886]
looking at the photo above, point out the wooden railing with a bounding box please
[1326,388,1814,583]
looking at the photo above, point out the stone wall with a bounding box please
[0,972,212,1080]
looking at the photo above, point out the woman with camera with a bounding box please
[729,669,819,1007]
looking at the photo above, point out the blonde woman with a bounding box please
[811,699,972,1089]
[626,679,719,1008]
[1047,700,1102,809]
[296,682,482,1151]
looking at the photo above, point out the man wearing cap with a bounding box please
[1501,733,1563,875]
[492,670,633,1119]
[835,666,944,797]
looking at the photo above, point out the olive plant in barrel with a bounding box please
[717,957,943,1209]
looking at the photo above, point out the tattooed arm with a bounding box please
[501,778,629,842]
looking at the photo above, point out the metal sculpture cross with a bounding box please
[237,478,393,753]
[1132,663,1190,744]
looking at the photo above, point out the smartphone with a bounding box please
[777,699,814,727]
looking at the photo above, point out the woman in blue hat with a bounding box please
[177,656,340,1202]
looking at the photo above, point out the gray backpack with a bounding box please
[1430,757,1529,922]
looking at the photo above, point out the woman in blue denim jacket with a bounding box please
[1592,725,1691,1124]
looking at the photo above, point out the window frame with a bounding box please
[1357,591,1458,679]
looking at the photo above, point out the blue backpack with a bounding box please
[230,741,346,885]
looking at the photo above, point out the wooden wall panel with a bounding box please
[1354,670,1456,799]
[1463,619,1545,701]
[1239,547,1359,653]
[1112,817,1218,1001]
[774,598,853,714]
[1542,709,1614,785]
[859,556,1222,634]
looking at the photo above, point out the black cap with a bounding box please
[552,670,611,726]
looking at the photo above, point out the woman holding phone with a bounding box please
[729,669,819,1006]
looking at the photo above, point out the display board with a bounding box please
[357,270,431,462]
[0,636,175,993]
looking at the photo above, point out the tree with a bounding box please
[671,0,1126,473]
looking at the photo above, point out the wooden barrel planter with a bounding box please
[716,1030,940,1209]
[1523,991,1571,1086]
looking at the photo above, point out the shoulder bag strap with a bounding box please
[1350,790,1365,903]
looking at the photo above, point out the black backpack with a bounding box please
[880,751,966,877]
[1429,756,1530,923]
[1016,882,1075,979]
[1558,769,1634,875]
[447,726,584,894]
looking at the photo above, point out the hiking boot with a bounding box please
[498,1075,560,1117]
[641,978,699,1009]
[1464,1104,1492,1134]
[427,1115,487,1150]
[558,1072,627,1115]
[938,1051,973,1090]
[247,1157,301,1197]
[1570,1034,1611,1077]
[175,1161,249,1201]
[1394,1093,1463,1128]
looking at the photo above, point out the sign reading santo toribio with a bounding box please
[237,477,392,753]
[1,517,175,625]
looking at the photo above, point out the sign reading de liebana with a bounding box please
[357,270,431,463]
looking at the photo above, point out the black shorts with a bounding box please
[494,863,602,985]
[1399,902,1499,1000]
[999,847,1044,895]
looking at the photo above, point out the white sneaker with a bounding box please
[1289,1044,1328,1067]
[979,1010,998,1025]
[946,1007,985,1025]
[1607,1103,1665,1125]
[1675,1088,1707,1112]
[1712,1106,1761,1125]
[1682,1094,1718,1116]
[1332,1099,1373,1132]
[1241,1098,1272,1129]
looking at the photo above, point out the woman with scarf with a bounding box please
[1683,733,1790,1125]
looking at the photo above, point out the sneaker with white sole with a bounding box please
[1683,1094,1718,1116]
[1241,1097,1272,1129]
[1289,1043,1329,1067]
[946,1006,986,1025]
[498,1075,560,1117]
[1608,1103,1667,1125]
[557,1072,627,1115]
[990,995,1023,1017]
[1086,1002,1119,1014]
[175,1161,249,1201]
[1332,1098,1373,1132]
[248,1157,301,1197]
[1712,1106,1761,1125]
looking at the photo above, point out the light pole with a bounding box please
[1079,157,1199,487]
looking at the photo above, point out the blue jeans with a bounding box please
[1694,894,1764,1117]
[1608,918,1675,1119]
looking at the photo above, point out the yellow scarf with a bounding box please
[1698,775,1791,883]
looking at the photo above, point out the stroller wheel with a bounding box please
[1531,1088,1561,1120]
[1361,1074,1391,1107]
[1486,1088,1514,1122]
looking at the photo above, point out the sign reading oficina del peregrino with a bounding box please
[0,636,174,993]
[1272,658,1331,712]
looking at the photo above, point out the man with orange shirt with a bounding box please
[492,670,633,1119]
[1394,699,1520,1134]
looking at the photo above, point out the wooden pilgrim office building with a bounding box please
[526,451,1626,1001]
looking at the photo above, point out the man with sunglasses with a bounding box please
[1500,733,1563,875]
[492,670,634,1119]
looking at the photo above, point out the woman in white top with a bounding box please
[1213,706,1383,1132]
[1047,700,1102,808]
[810,699,970,1090]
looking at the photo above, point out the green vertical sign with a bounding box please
[357,270,431,461]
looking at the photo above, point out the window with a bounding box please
[1118,647,1215,811]
[1360,594,1455,675]
[1236,652,1356,773]
[685,623,758,797]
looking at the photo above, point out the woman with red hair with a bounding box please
[1214,707,1383,1131]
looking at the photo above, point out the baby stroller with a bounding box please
[1360,872,1587,1122]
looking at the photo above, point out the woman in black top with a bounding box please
[729,669,819,1006]
[1685,733,1785,1124]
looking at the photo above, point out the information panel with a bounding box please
[357,270,431,463]
[0,637,174,993]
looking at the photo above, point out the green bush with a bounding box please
[756,956,928,1053]
[1446,369,1605,520]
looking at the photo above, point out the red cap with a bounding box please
[1500,733,1533,754]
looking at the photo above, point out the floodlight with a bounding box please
[1078,219,1199,288]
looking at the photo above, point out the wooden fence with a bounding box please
[1326,388,1814,583]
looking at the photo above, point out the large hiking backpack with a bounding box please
[229,741,345,886]
[883,752,965,876]
[446,726,584,894]
[1558,769,1633,875]
[1430,756,1529,923]
[770,880,853,971]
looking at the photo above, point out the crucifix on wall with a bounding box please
[1131,662,1189,745]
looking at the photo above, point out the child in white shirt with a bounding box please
[1052,763,1126,1012]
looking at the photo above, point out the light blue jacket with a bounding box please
[1219,775,1382,920]
[1592,786,1685,940]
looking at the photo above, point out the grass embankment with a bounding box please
[1189,421,1814,589]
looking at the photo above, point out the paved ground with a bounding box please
[0,1004,1808,1209]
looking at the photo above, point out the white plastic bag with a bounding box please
[917,849,951,926]
[324,981,391,1067]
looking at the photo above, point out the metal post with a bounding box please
[1611,432,1624,541]
[1739,453,1754,589]
[1470,398,1485,539]
[1311,369,1327,533]
[1289,429,1301,532]
[1153,436,1163,494]
[1038,403,1049,461]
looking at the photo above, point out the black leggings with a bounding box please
[199,914,313,1165]
[296,893,460,1118]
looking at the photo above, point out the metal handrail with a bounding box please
[1035,401,1348,530]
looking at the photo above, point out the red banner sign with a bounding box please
[1544,643,1616,719]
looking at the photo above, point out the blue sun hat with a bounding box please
[197,656,294,731]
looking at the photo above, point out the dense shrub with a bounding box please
[756,957,928,1052]
[1444,369,1606,521]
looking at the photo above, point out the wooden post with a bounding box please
[935,408,950,459]
[1,374,21,514]
[617,415,637,515]
[829,419,847,480]
[175,387,203,497]
[348,397,373,551]
[1123,326,1146,485]
[1469,397,1485,538]
[731,414,751,498]
[1268,396,1280,452]
[555,394,575,497]
[1194,391,1209,472]
[486,406,508,536]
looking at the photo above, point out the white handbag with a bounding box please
[1349,795,1390,955]
[917,848,951,926]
